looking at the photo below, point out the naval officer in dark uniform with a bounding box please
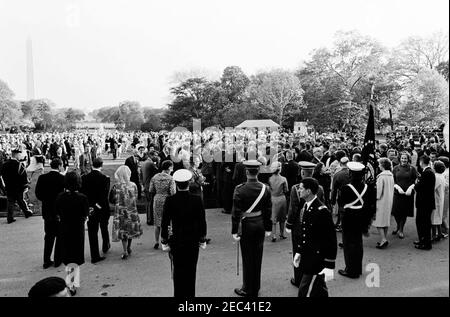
[161,169,207,297]
[232,160,272,297]
[292,177,337,297]
[338,162,375,279]
[286,161,325,287]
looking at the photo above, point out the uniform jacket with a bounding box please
[415,166,436,210]
[81,170,111,217]
[35,170,65,220]
[294,198,337,274]
[161,191,207,246]
[331,167,350,205]
[231,180,272,234]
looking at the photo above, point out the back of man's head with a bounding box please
[92,157,103,169]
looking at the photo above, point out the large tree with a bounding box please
[118,101,145,130]
[249,69,305,127]
[0,79,22,130]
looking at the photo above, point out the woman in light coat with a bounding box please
[431,161,446,241]
[374,158,394,249]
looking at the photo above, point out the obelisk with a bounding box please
[26,36,35,100]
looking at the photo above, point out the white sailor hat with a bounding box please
[298,161,316,170]
[340,156,349,164]
[172,169,193,182]
[347,161,365,172]
[243,160,262,168]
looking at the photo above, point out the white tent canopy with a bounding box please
[235,119,280,129]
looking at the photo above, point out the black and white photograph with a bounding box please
[0,0,448,302]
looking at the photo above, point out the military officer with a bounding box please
[338,162,375,279]
[286,161,325,287]
[161,169,207,297]
[292,177,337,297]
[232,160,272,297]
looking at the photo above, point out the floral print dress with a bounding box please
[110,182,143,241]
[149,172,176,227]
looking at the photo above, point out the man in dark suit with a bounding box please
[125,150,142,199]
[35,158,65,268]
[161,169,207,297]
[414,155,436,250]
[292,177,337,297]
[232,160,272,297]
[0,149,33,223]
[81,157,111,263]
[142,154,159,225]
[281,150,300,192]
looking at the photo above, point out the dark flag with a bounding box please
[361,103,378,183]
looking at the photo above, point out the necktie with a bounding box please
[299,203,307,223]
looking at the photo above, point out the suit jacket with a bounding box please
[142,160,158,192]
[0,159,29,194]
[281,160,300,191]
[161,191,207,247]
[125,155,140,183]
[35,170,65,220]
[81,170,111,217]
[415,166,436,210]
[232,162,246,187]
[294,198,337,274]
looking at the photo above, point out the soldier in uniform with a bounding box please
[161,169,207,297]
[292,177,337,297]
[232,160,272,297]
[338,162,375,279]
[286,161,325,287]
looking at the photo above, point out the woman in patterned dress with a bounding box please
[149,160,175,250]
[110,165,143,259]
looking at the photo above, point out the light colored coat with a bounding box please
[374,170,394,227]
[432,172,445,225]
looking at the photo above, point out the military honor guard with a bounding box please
[338,162,375,279]
[161,169,207,297]
[292,177,337,297]
[231,160,272,297]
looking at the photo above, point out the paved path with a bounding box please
[0,207,448,297]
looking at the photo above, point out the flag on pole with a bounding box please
[361,103,378,183]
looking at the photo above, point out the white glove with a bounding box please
[285,228,291,234]
[232,234,241,241]
[394,184,405,195]
[293,253,301,268]
[161,243,170,252]
[405,184,415,196]
[265,231,272,237]
[199,242,206,250]
[319,268,334,282]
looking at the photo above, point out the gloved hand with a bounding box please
[232,234,240,241]
[394,184,405,194]
[285,228,291,234]
[161,243,170,252]
[265,231,272,237]
[199,242,206,250]
[319,268,334,282]
[405,184,415,196]
[293,253,301,268]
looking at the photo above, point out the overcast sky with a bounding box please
[0,0,448,112]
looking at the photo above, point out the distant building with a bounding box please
[74,121,116,130]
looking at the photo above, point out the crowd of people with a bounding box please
[0,125,448,297]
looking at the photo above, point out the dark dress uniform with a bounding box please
[35,170,65,266]
[81,170,111,260]
[161,190,207,297]
[232,170,272,297]
[294,198,337,297]
[55,191,89,265]
[338,181,374,277]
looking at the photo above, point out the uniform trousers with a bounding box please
[342,215,363,276]
[87,213,110,260]
[44,219,62,264]
[291,232,301,285]
[171,243,199,297]
[240,216,265,296]
[416,208,432,247]
[298,271,328,297]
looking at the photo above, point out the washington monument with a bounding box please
[26,36,35,100]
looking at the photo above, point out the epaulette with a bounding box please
[318,205,328,210]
